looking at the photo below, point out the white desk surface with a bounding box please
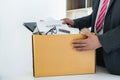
[1,66,120,80]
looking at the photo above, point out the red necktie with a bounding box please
[96,0,109,33]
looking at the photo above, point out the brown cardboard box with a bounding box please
[32,34,96,77]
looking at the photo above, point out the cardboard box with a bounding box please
[32,34,95,77]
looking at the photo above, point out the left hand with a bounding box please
[72,31,102,51]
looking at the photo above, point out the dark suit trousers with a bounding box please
[96,48,105,67]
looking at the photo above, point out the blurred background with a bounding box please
[0,0,66,77]
[0,0,92,79]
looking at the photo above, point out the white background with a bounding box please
[0,0,66,79]
[0,0,120,80]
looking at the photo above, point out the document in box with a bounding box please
[37,20,80,34]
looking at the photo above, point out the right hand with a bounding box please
[61,18,75,27]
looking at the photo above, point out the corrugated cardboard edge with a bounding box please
[32,35,35,77]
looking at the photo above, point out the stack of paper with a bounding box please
[37,20,80,35]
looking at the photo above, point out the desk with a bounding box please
[1,66,120,80]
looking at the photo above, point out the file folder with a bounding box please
[23,22,37,32]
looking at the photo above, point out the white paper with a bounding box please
[37,20,79,35]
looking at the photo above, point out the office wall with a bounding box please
[0,0,66,76]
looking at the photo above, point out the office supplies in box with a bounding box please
[23,20,80,35]
[37,20,80,34]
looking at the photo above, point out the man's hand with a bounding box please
[61,18,74,27]
[72,30,102,51]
